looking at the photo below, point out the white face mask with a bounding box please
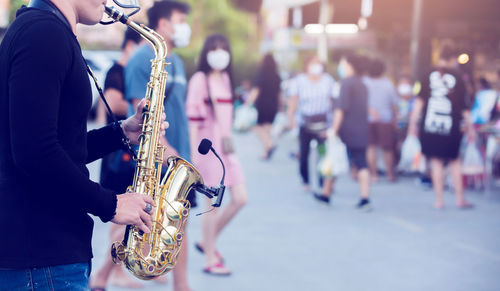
[207,49,231,71]
[308,63,323,76]
[398,83,413,96]
[172,23,191,48]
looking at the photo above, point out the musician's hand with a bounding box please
[112,192,155,234]
[122,99,169,144]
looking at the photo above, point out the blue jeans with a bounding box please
[0,262,90,290]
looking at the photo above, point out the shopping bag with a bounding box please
[398,135,423,172]
[398,135,422,172]
[271,112,289,137]
[233,105,257,132]
[412,151,427,173]
[318,135,349,177]
[462,142,484,175]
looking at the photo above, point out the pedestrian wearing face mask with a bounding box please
[124,1,194,290]
[396,75,416,124]
[287,55,336,200]
[328,53,372,211]
[187,34,248,276]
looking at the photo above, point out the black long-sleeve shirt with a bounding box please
[0,7,123,268]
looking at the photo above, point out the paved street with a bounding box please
[88,129,500,291]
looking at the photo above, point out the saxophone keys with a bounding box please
[144,257,157,274]
[157,250,173,265]
[175,232,183,243]
[160,226,182,245]
[111,242,126,264]
[165,201,188,221]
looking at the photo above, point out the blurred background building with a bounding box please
[1,0,499,86]
[261,0,500,84]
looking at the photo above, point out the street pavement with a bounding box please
[88,128,500,291]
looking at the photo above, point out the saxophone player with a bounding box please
[0,0,164,289]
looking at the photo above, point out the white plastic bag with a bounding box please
[398,135,423,172]
[318,135,349,177]
[233,105,257,132]
[462,142,484,175]
[271,112,288,137]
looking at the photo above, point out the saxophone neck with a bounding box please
[129,22,167,60]
[104,6,167,60]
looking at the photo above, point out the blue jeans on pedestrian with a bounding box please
[0,262,90,290]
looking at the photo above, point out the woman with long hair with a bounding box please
[246,53,281,159]
[186,34,248,276]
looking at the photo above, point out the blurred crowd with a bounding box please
[231,45,500,210]
[85,1,500,291]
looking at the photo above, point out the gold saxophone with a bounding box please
[104,6,203,280]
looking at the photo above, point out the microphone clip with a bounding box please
[196,184,225,208]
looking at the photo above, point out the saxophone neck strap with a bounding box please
[85,63,137,160]
[28,0,71,30]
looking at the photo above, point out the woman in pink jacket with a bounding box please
[186,34,248,276]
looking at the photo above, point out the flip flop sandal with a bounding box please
[457,202,474,209]
[195,242,225,263]
[203,262,231,276]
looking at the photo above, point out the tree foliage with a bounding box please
[9,0,27,23]
[177,0,260,84]
[5,0,261,84]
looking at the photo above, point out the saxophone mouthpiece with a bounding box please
[101,1,140,25]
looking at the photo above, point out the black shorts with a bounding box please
[421,136,462,160]
[346,147,368,170]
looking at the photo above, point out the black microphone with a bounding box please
[198,138,212,155]
[196,138,226,208]
[198,138,225,185]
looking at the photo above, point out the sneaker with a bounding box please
[356,198,372,212]
[313,193,330,204]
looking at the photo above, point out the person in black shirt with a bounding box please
[408,44,474,210]
[0,0,160,289]
[325,53,372,211]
